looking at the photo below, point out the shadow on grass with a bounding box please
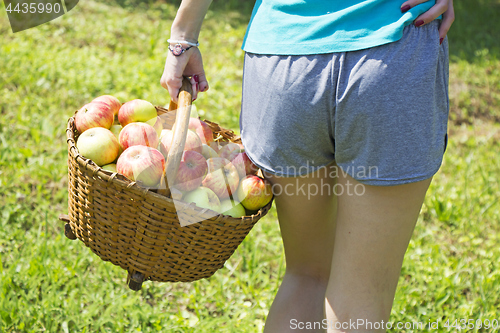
[446,0,499,62]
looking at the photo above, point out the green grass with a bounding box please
[0,0,499,332]
[394,123,500,327]
[448,0,500,124]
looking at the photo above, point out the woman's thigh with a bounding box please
[266,163,338,280]
[325,174,432,330]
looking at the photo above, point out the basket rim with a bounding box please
[66,106,273,223]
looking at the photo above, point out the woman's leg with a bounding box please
[321,21,446,331]
[264,163,338,333]
[263,165,432,332]
[325,173,432,332]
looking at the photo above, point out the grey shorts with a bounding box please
[240,21,449,186]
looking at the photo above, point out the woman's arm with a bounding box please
[161,0,213,102]
[401,0,455,43]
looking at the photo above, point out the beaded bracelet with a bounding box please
[167,39,200,47]
[167,39,199,56]
[168,44,192,56]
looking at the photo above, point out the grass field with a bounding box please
[0,0,499,332]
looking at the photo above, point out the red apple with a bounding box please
[202,157,240,199]
[182,186,221,213]
[76,127,120,166]
[231,152,259,178]
[188,117,214,145]
[158,129,202,158]
[92,95,121,117]
[218,142,241,161]
[118,99,157,127]
[236,175,273,211]
[119,122,159,151]
[116,145,165,187]
[172,150,208,192]
[75,101,114,133]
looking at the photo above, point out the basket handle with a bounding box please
[158,77,193,197]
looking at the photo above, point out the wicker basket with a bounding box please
[60,79,273,290]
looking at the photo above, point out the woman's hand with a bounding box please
[160,46,209,103]
[160,0,212,102]
[401,0,455,43]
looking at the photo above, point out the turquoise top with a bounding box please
[242,0,437,55]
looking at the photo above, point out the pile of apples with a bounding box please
[74,95,273,218]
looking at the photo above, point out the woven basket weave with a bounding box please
[61,84,273,290]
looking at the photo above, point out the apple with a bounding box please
[76,127,120,166]
[109,124,123,155]
[182,186,221,213]
[75,101,114,133]
[201,144,219,160]
[146,116,163,137]
[236,175,273,211]
[172,150,208,192]
[158,129,202,158]
[220,199,246,218]
[188,117,214,145]
[182,129,203,154]
[109,124,122,140]
[119,122,159,151]
[159,129,171,141]
[230,152,259,178]
[218,142,241,161]
[92,95,121,117]
[101,163,117,172]
[116,145,165,187]
[118,99,157,127]
[202,157,240,199]
[210,141,220,153]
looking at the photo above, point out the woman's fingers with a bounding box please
[189,76,198,101]
[183,50,209,96]
[160,48,208,103]
[160,73,182,104]
[195,72,209,94]
[399,0,454,42]
[400,0,449,24]
[160,54,185,103]
[412,0,449,27]
[400,0,427,13]
[438,0,455,42]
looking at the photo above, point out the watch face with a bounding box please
[172,44,183,56]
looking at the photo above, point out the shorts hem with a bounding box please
[243,148,334,178]
[338,162,443,186]
[245,148,443,185]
